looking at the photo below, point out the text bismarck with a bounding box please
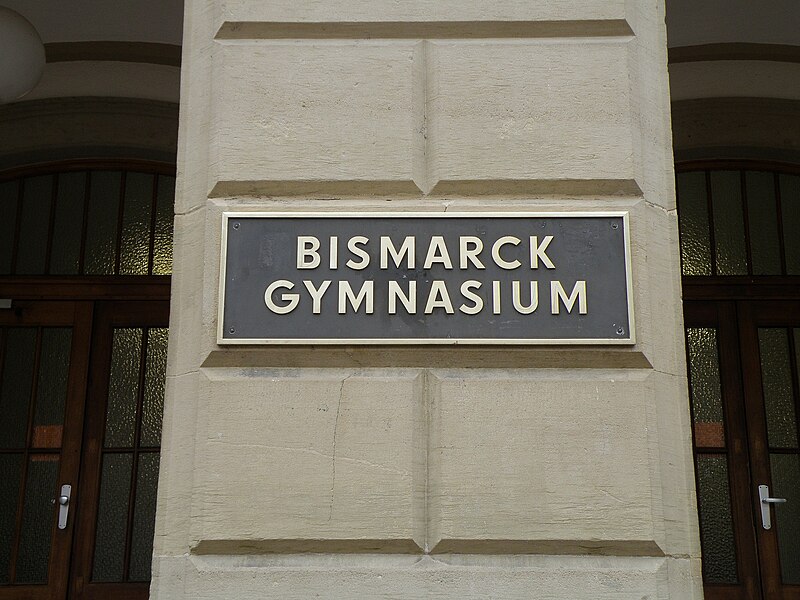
[262,234,588,317]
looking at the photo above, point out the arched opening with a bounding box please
[677,160,800,598]
[0,159,173,599]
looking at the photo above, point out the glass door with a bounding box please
[0,301,92,600]
[739,301,800,600]
[685,300,800,600]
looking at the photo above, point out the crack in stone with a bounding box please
[329,373,353,522]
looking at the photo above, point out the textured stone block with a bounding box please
[428,370,657,552]
[211,42,421,194]
[191,368,425,551]
[426,40,635,193]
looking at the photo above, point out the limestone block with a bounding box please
[218,0,629,25]
[428,370,658,552]
[191,368,425,550]
[210,42,422,195]
[151,554,703,600]
[426,40,636,194]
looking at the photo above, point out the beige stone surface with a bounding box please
[153,0,702,596]
[426,40,635,194]
[427,370,656,553]
[211,41,422,195]
[218,0,629,25]
[151,554,699,599]
[190,368,425,550]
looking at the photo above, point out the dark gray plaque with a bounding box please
[218,212,634,344]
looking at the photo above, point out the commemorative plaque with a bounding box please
[218,213,634,344]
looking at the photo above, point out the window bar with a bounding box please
[740,170,754,276]
[114,171,128,276]
[121,327,150,581]
[78,172,91,275]
[787,329,800,453]
[147,175,159,276]
[7,328,43,584]
[704,170,718,276]
[44,174,59,275]
[10,178,24,276]
[774,172,788,276]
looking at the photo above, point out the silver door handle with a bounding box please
[57,484,71,530]
[759,484,787,530]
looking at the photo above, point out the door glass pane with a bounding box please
[119,173,154,276]
[16,176,53,275]
[710,171,747,275]
[105,328,143,448]
[0,328,37,449]
[758,328,798,449]
[770,453,800,584]
[49,172,86,275]
[142,328,167,447]
[0,454,22,584]
[746,171,781,275]
[686,328,725,446]
[0,180,18,275]
[32,328,72,449]
[677,171,712,276]
[84,171,121,275]
[92,453,133,582]
[15,456,59,584]
[782,174,800,275]
[696,454,738,583]
[152,175,174,275]
[129,452,160,581]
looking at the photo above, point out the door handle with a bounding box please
[57,484,71,530]
[759,484,787,530]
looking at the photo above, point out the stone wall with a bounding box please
[152,2,702,597]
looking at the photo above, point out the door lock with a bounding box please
[57,484,71,530]
[759,484,787,530]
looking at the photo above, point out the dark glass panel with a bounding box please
[710,171,747,275]
[119,173,154,276]
[84,171,121,275]
[770,454,800,584]
[15,456,59,584]
[92,453,133,582]
[686,328,725,446]
[142,328,167,447]
[16,176,52,275]
[758,328,798,449]
[781,174,800,275]
[129,452,160,581]
[746,171,781,275]
[49,172,86,275]
[0,181,18,275]
[0,454,22,584]
[696,454,738,583]
[105,329,142,448]
[152,175,174,276]
[32,328,72,449]
[677,172,712,276]
[0,328,37,449]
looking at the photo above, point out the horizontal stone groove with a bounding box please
[45,41,182,67]
[429,539,665,557]
[192,539,423,555]
[209,179,643,199]
[190,539,663,557]
[215,20,635,40]
[200,349,653,370]
[669,42,800,65]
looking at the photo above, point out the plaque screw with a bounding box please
[229,327,235,334]
[232,222,240,230]
[611,223,619,230]
[616,327,625,335]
